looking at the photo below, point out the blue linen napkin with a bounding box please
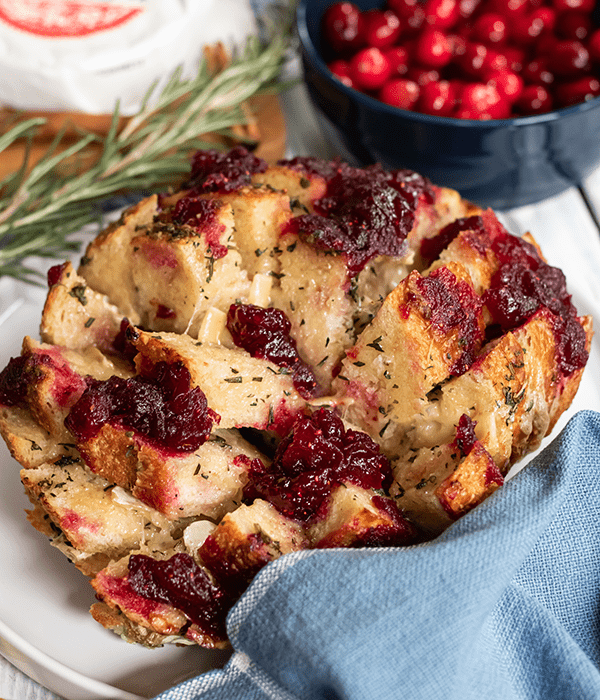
[153,409,600,700]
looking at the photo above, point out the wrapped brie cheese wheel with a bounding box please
[0,0,256,113]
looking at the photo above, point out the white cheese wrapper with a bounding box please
[0,0,257,113]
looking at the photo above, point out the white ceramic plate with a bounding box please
[1,218,600,699]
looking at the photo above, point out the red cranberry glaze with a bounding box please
[453,413,478,455]
[412,266,484,375]
[244,407,393,522]
[226,303,318,399]
[0,355,30,406]
[170,196,228,259]
[65,361,218,453]
[281,158,434,277]
[47,262,69,287]
[186,145,267,194]
[322,0,600,118]
[420,210,588,376]
[128,553,229,639]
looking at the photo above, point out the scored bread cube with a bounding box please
[332,262,485,450]
[406,309,594,472]
[22,459,173,574]
[270,233,355,392]
[252,163,328,211]
[308,483,419,548]
[80,196,250,336]
[41,262,123,352]
[79,195,159,323]
[91,553,228,649]
[198,499,307,595]
[132,430,262,520]
[195,185,293,277]
[355,188,481,320]
[390,436,503,537]
[0,404,75,469]
[128,202,249,335]
[7,337,130,439]
[131,328,307,434]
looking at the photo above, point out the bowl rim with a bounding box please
[295,0,600,129]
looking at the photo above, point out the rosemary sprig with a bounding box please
[0,28,291,284]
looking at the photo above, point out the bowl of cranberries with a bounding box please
[296,0,600,208]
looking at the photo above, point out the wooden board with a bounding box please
[0,91,287,182]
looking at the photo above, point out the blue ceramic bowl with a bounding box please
[296,0,600,209]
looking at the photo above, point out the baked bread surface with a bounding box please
[0,149,592,648]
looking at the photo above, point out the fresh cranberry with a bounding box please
[458,0,483,19]
[555,75,600,106]
[424,0,460,29]
[481,47,510,75]
[407,66,441,86]
[387,0,420,19]
[459,81,506,117]
[364,9,402,48]
[510,9,548,45]
[588,28,600,63]
[547,40,590,76]
[328,58,355,87]
[515,84,553,113]
[350,46,392,90]
[489,0,528,17]
[385,45,410,75]
[487,70,525,102]
[530,6,557,34]
[558,11,592,41]
[418,79,458,114]
[415,27,453,67]
[522,58,555,85]
[472,12,507,44]
[552,0,594,12]
[503,45,526,73]
[380,77,421,107]
[322,1,365,55]
[456,41,488,76]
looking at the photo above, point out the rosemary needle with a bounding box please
[0,29,291,284]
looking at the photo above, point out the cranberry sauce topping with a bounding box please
[128,553,229,639]
[419,214,489,265]
[413,266,484,376]
[420,209,588,377]
[169,196,227,259]
[0,355,29,406]
[453,414,478,457]
[186,146,267,194]
[244,407,392,522]
[47,262,69,287]
[65,361,218,453]
[282,159,434,278]
[111,318,139,364]
[226,303,318,399]
[481,220,588,376]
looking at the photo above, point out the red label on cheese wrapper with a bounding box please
[0,0,143,38]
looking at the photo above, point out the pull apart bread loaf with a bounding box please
[0,147,592,649]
